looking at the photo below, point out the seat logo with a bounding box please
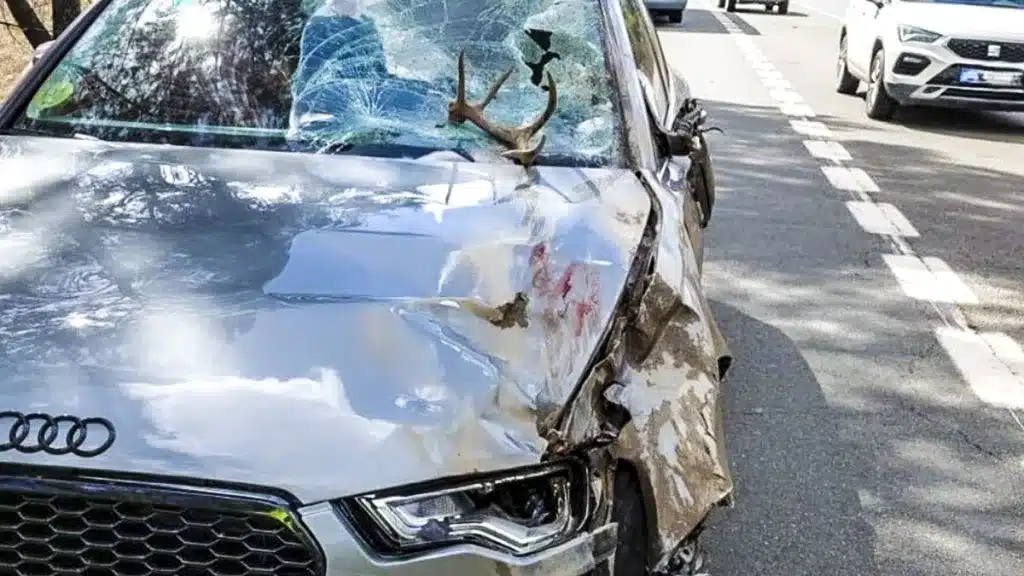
[0,411,116,458]
[987,44,1001,58]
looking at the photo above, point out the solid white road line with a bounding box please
[883,254,980,304]
[937,327,1024,409]
[846,201,920,237]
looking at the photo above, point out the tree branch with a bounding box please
[2,0,53,46]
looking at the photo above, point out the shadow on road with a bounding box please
[890,106,1024,144]
[822,114,1024,344]
[718,11,768,34]
[842,90,1024,143]
[707,300,878,575]
[656,8,731,34]
[725,6,809,21]
[700,98,1024,575]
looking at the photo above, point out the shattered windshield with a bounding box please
[10,0,624,166]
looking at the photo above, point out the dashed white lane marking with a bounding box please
[769,88,805,104]
[790,120,833,138]
[698,0,1024,416]
[762,76,794,90]
[883,255,980,304]
[821,166,881,193]
[937,328,1024,410]
[780,102,817,117]
[845,201,920,237]
[804,140,852,161]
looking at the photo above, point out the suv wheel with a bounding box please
[778,1,788,13]
[865,48,897,120]
[836,35,859,95]
[725,0,736,11]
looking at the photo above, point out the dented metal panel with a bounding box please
[0,135,655,504]
[548,163,733,572]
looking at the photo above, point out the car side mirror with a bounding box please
[32,41,55,65]
[658,99,720,228]
[658,99,719,157]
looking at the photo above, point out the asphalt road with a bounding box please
[653,3,1024,575]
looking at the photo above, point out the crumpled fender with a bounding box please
[549,169,734,572]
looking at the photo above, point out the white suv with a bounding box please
[836,0,1024,120]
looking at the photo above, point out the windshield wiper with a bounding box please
[0,125,99,141]
[312,140,476,162]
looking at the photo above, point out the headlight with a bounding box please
[341,461,588,557]
[897,25,941,43]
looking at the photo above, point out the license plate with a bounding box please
[959,68,1024,87]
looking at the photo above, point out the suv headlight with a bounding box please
[340,461,589,557]
[898,25,941,44]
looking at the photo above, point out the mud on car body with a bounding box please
[0,0,734,573]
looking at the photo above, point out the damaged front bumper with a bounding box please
[299,501,617,575]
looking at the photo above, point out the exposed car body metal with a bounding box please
[0,131,731,572]
[0,0,734,571]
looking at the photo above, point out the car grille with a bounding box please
[0,477,322,576]
[942,88,1024,102]
[947,39,1024,63]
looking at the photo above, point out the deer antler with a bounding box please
[446,49,558,168]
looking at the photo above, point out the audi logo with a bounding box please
[0,411,116,458]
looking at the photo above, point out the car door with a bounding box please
[845,0,882,76]
[619,0,709,263]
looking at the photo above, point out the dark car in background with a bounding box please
[0,0,734,573]
[719,0,790,14]
[644,0,688,24]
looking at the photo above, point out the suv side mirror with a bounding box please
[32,41,55,65]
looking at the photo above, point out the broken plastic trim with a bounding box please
[338,460,590,558]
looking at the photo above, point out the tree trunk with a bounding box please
[3,0,53,47]
[51,0,80,37]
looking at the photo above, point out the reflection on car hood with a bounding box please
[0,136,651,503]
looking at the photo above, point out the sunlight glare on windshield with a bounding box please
[175,0,218,41]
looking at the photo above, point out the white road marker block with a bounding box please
[761,76,794,90]
[936,327,1024,409]
[770,89,804,103]
[845,201,920,237]
[780,102,815,117]
[804,140,852,161]
[790,120,833,138]
[883,254,979,304]
[821,166,880,192]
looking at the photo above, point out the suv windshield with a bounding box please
[11,0,624,166]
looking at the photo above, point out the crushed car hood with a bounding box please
[0,136,651,503]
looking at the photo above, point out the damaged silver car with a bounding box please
[0,0,734,573]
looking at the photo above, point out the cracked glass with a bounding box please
[12,0,625,167]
